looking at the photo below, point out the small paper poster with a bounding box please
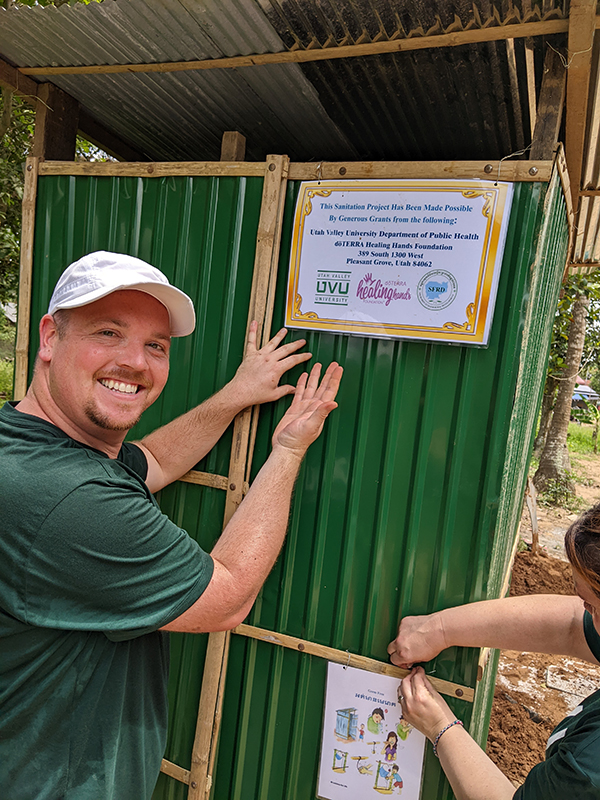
[317,664,426,800]
[285,179,514,345]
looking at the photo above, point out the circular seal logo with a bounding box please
[417,270,458,311]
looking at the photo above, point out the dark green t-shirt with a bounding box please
[513,610,600,799]
[0,402,214,799]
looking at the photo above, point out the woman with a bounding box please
[387,504,600,800]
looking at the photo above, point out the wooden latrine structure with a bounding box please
[14,150,570,800]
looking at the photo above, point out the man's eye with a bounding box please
[148,342,165,352]
[100,330,117,337]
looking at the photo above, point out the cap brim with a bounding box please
[51,282,196,337]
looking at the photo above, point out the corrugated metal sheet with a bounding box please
[26,171,568,800]
[0,0,570,163]
[470,166,569,743]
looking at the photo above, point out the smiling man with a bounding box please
[0,251,342,800]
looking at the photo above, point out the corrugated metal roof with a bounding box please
[0,0,598,267]
[0,0,565,162]
[0,0,356,161]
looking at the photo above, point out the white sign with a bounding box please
[317,664,426,800]
[285,180,514,345]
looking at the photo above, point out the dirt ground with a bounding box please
[485,451,600,786]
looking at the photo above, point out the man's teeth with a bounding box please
[100,379,138,394]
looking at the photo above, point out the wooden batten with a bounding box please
[160,759,191,785]
[14,157,39,401]
[18,18,582,78]
[287,161,553,182]
[182,149,290,800]
[38,160,265,177]
[37,159,552,182]
[234,624,474,703]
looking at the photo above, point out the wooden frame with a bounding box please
[16,153,568,800]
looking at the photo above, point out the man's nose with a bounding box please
[115,341,149,372]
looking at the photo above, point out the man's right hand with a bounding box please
[387,612,448,668]
[272,362,343,458]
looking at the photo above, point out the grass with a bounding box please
[567,422,597,455]
[0,312,15,408]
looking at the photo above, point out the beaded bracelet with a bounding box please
[432,719,463,757]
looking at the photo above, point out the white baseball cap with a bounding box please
[48,251,196,337]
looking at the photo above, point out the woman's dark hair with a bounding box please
[386,731,398,743]
[565,504,600,597]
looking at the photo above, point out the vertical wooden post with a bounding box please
[220,131,246,162]
[186,152,290,800]
[564,0,596,211]
[32,83,79,161]
[530,47,567,161]
[13,157,39,401]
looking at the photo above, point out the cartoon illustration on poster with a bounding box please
[285,179,514,345]
[317,664,426,800]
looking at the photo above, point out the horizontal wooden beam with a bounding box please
[0,56,38,99]
[19,18,592,78]
[160,758,190,785]
[234,623,474,702]
[0,56,147,161]
[580,189,600,196]
[38,160,266,177]
[37,159,553,182]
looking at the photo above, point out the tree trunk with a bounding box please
[533,374,558,456]
[534,295,589,495]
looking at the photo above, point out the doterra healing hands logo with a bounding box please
[356,273,411,306]
[417,270,458,311]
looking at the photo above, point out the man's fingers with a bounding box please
[318,364,343,402]
[278,352,312,371]
[304,363,323,396]
[262,326,289,352]
[245,320,259,354]
[267,338,308,360]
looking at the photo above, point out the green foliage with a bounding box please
[0,359,14,408]
[0,311,14,408]
[0,90,114,306]
[537,477,583,513]
[0,94,34,305]
[547,273,600,383]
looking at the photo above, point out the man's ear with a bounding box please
[38,314,59,362]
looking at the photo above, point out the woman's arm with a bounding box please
[400,668,516,800]
[388,595,597,668]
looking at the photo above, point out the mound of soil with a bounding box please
[487,689,555,784]
[486,549,582,787]
[508,549,575,597]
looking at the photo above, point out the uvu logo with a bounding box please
[316,279,349,296]
[314,272,351,306]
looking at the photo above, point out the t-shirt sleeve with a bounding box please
[23,476,213,637]
[583,610,600,662]
[513,733,600,800]
[119,441,149,482]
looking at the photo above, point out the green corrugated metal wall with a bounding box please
[26,169,568,800]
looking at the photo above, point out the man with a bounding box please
[0,251,342,799]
